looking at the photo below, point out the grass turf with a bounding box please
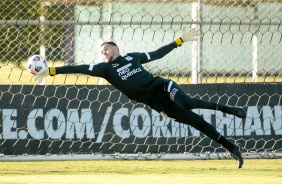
[0,159,281,184]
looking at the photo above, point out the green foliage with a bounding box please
[0,0,41,63]
[0,0,74,64]
[44,5,75,61]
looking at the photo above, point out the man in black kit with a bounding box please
[33,26,245,168]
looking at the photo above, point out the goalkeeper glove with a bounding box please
[31,68,49,83]
[174,26,200,46]
[31,67,56,83]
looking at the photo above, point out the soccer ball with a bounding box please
[26,55,48,75]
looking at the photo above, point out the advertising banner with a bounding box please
[0,83,281,155]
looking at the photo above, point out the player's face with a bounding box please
[100,44,119,62]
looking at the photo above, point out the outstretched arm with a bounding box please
[32,64,106,83]
[53,65,103,76]
[140,42,178,64]
[141,26,200,64]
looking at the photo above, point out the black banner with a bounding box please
[0,83,281,155]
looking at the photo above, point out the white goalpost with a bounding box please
[0,0,282,161]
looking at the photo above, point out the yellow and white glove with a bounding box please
[31,67,56,83]
[31,67,49,83]
[174,26,200,46]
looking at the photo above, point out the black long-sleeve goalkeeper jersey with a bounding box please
[55,42,178,104]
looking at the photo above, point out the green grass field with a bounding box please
[0,159,281,184]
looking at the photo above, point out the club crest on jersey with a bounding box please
[124,56,133,61]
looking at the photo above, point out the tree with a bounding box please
[0,0,74,64]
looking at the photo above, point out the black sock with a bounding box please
[217,135,236,152]
[199,122,235,153]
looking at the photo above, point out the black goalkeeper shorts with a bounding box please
[148,79,205,130]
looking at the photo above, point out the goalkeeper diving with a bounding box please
[32,26,245,168]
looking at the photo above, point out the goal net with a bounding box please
[0,0,281,160]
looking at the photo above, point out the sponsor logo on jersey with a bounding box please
[121,68,142,80]
[117,63,132,73]
[118,67,130,76]
[116,63,142,80]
